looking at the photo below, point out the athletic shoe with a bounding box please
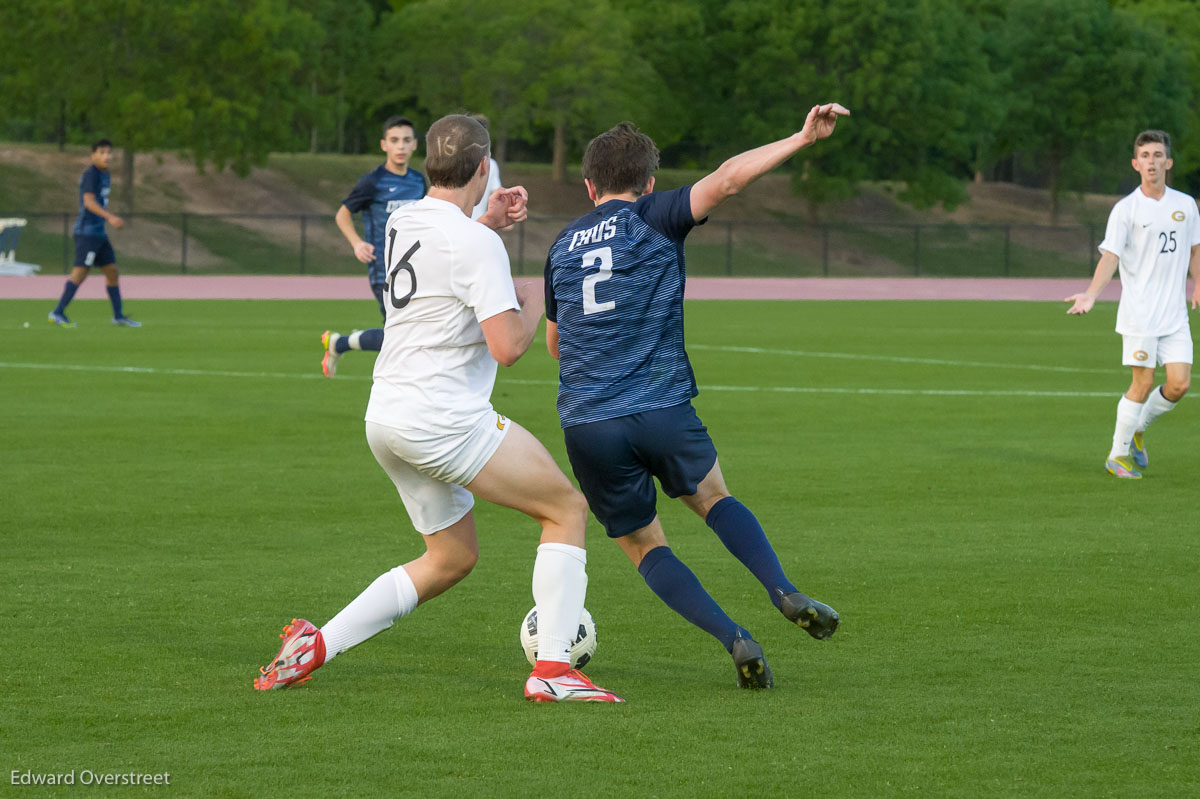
[112,316,142,327]
[321,330,341,378]
[1105,455,1142,480]
[730,632,773,689]
[779,591,841,641]
[1129,432,1148,470]
[48,311,75,328]
[253,618,326,690]
[524,669,624,703]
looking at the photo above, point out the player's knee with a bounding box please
[1165,378,1189,401]
[434,550,477,584]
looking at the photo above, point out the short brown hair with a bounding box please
[1135,130,1171,156]
[582,122,660,197]
[425,115,490,189]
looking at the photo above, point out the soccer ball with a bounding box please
[519,606,596,670]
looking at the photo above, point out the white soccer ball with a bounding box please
[519,606,596,669]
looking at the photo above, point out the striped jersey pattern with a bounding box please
[342,165,427,285]
[545,186,701,427]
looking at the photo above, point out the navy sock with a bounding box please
[54,281,79,314]
[706,497,797,610]
[359,328,384,351]
[637,545,746,651]
[106,285,123,318]
[335,336,352,354]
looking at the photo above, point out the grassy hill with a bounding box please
[0,142,1119,278]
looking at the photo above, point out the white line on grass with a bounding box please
[689,344,1116,375]
[0,361,1118,398]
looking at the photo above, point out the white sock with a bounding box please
[320,565,419,663]
[1109,396,1144,459]
[348,330,364,350]
[1136,386,1178,433]
[531,543,587,665]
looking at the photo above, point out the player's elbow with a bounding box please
[488,340,524,367]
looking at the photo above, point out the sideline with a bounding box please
[0,275,1125,301]
[0,361,1117,398]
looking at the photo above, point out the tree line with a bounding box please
[0,0,1195,216]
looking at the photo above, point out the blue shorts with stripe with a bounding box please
[563,401,717,538]
[73,235,115,267]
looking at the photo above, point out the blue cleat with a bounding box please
[730,631,773,689]
[1129,432,1148,470]
[112,316,142,327]
[1105,455,1142,480]
[779,591,840,641]
[48,311,75,328]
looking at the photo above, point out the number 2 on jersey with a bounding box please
[386,228,420,309]
[582,246,615,315]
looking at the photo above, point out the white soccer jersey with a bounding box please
[365,196,520,432]
[1099,186,1200,336]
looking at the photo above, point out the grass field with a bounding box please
[3,298,1197,797]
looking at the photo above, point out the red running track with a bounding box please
[0,275,1126,302]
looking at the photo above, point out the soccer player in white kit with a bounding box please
[254,115,623,703]
[1065,130,1200,479]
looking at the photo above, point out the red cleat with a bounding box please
[524,669,624,703]
[253,618,326,690]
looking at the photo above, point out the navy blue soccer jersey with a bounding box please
[546,186,703,427]
[73,165,110,237]
[342,165,426,284]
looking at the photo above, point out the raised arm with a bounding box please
[1065,250,1120,315]
[476,186,529,231]
[690,102,849,221]
[479,280,544,366]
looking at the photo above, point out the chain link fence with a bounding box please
[4,212,1103,278]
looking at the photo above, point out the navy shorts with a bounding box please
[371,283,387,321]
[74,235,115,267]
[563,401,718,538]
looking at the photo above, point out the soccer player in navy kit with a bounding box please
[545,106,848,688]
[322,116,427,377]
[49,139,140,328]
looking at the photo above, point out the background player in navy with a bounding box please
[322,116,427,377]
[545,106,848,688]
[49,139,140,328]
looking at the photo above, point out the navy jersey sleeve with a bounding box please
[342,172,377,213]
[544,252,557,323]
[635,185,700,242]
[80,167,101,197]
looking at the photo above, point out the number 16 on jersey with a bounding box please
[386,228,420,310]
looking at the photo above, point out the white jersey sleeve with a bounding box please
[454,229,520,324]
[1098,196,1130,257]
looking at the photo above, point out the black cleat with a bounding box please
[730,632,773,689]
[779,591,840,641]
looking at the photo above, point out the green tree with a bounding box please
[1113,0,1200,194]
[999,0,1189,219]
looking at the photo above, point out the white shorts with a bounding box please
[365,412,510,535]
[1121,327,1193,367]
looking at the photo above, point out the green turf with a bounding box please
[2,299,1197,797]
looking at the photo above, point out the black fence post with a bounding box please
[725,222,734,276]
[517,223,525,276]
[1087,224,1095,273]
[913,225,921,276]
[1003,225,1010,277]
[62,213,69,274]
[181,213,188,274]
[822,225,829,276]
[299,215,307,274]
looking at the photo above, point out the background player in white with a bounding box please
[1065,129,1200,479]
[468,114,503,221]
[544,106,847,689]
[255,115,623,703]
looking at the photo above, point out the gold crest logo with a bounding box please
[1134,350,1149,362]
[1172,210,1186,222]
[496,414,508,430]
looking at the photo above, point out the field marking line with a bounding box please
[688,344,1116,375]
[0,361,1119,398]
